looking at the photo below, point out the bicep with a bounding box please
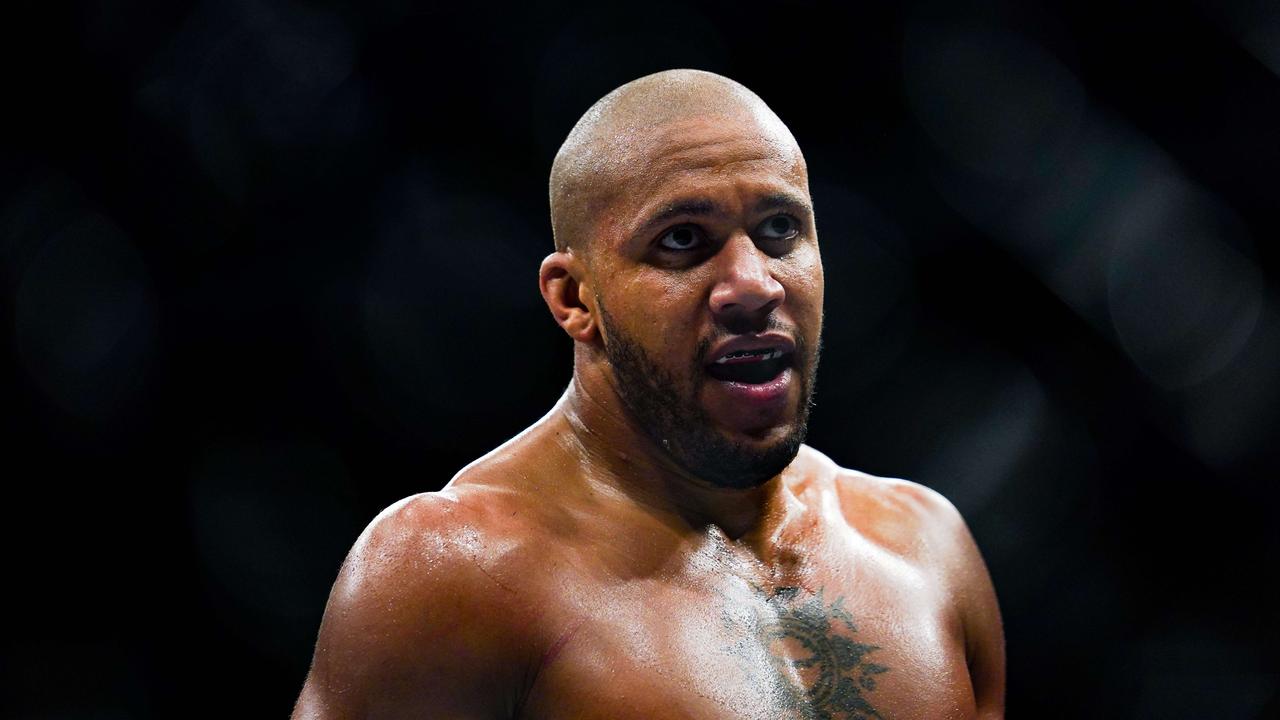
[948,510,1005,718]
[874,480,1006,716]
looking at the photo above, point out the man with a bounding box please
[293,69,1005,719]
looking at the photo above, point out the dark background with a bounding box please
[3,0,1279,717]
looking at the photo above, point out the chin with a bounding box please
[732,415,801,444]
[670,422,807,490]
[596,300,817,490]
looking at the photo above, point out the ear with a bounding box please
[539,251,598,343]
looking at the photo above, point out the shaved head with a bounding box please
[538,69,823,489]
[549,69,803,258]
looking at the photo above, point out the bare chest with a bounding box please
[518,559,975,720]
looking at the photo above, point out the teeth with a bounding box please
[713,348,783,364]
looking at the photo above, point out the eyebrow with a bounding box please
[754,192,813,217]
[641,199,720,233]
[634,192,813,237]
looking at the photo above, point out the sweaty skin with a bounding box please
[293,70,1005,720]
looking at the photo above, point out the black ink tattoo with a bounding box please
[754,586,889,720]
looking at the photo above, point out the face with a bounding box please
[587,113,825,489]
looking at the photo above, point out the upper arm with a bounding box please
[834,469,1006,716]
[292,494,533,720]
[921,489,1006,718]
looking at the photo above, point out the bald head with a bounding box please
[549,70,803,257]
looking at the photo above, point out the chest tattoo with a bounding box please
[724,586,889,720]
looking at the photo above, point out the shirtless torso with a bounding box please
[293,69,1004,719]
[292,403,1004,720]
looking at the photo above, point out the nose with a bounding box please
[708,234,785,320]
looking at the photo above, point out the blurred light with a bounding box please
[989,123,1132,316]
[188,439,361,663]
[360,168,547,438]
[1195,0,1280,78]
[1178,302,1280,470]
[903,19,1113,319]
[827,342,1099,565]
[905,19,1269,407]
[903,22,1087,186]
[200,3,356,142]
[810,182,918,394]
[4,641,149,718]
[532,3,731,156]
[137,0,361,204]
[913,360,1048,518]
[1136,619,1275,718]
[1104,176,1264,389]
[13,210,157,424]
[1004,549,1135,708]
[1,172,83,292]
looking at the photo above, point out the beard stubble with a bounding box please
[596,301,820,490]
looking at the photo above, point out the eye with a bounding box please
[757,214,800,240]
[657,225,705,252]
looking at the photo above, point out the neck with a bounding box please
[551,360,800,544]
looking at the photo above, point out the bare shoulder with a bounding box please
[293,489,542,719]
[801,446,1007,715]
[330,487,532,615]
[800,446,966,562]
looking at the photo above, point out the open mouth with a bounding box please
[705,348,792,385]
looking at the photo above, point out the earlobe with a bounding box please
[539,252,597,343]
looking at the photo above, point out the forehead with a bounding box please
[634,115,803,186]
[598,114,809,242]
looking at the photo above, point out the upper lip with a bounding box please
[705,332,796,365]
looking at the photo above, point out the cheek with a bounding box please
[778,250,824,315]
[608,274,707,345]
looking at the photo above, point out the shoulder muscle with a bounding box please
[293,492,537,720]
[830,469,1005,715]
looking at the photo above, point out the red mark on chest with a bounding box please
[540,619,584,670]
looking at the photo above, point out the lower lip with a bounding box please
[706,366,794,407]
